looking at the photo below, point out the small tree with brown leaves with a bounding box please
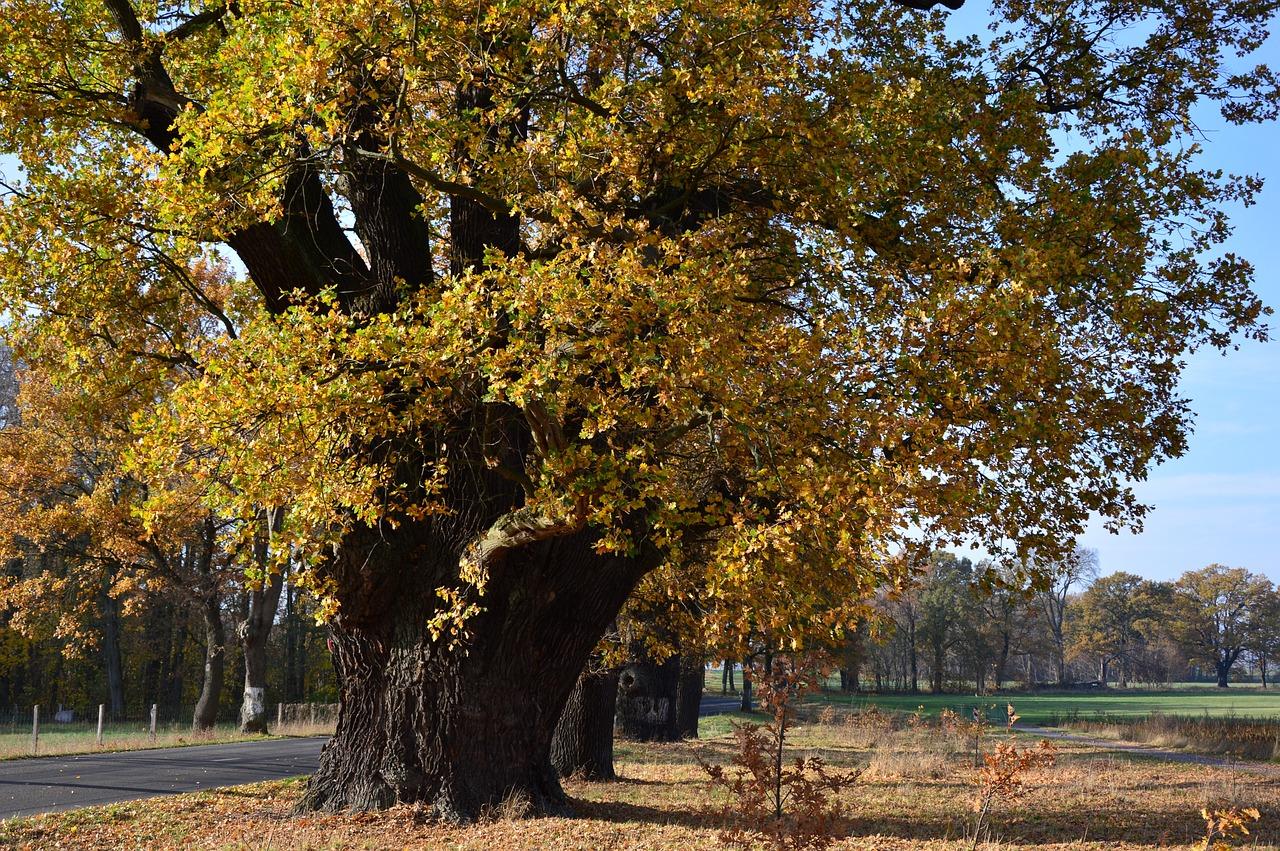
[699,657,859,850]
[969,739,1058,850]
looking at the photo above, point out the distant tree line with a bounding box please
[836,548,1278,692]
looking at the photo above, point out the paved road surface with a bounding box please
[0,737,326,819]
[0,694,748,820]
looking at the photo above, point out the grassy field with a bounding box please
[2,707,1275,849]
[704,670,1280,725]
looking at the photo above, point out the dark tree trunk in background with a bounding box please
[722,660,735,694]
[615,655,680,742]
[99,581,126,717]
[740,662,753,712]
[192,593,226,731]
[284,582,305,702]
[298,525,652,820]
[240,511,286,733]
[240,568,285,733]
[162,606,186,719]
[994,633,1011,690]
[841,624,865,693]
[550,666,620,781]
[675,656,704,739]
[1217,658,1233,688]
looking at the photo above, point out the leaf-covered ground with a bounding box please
[2,719,1276,850]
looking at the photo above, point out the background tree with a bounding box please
[917,553,974,693]
[1246,587,1280,688]
[1170,566,1272,688]
[1070,572,1162,687]
[1039,548,1100,685]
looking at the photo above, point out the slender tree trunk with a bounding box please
[1261,658,1268,689]
[909,624,919,693]
[192,594,226,732]
[550,666,619,781]
[675,656,704,739]
[298,525,652,821]
[740,662,753,712]
[931,645,945,693]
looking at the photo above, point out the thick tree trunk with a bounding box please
[550,666,619,781]
[240,568,285,733]
[615,656,680,742]
[192,594,226,732]
[740,662,753,712]
[1217,660,1231,688]
[675,656,704,739]
[298,526,651,821]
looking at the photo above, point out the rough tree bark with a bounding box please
[615,655,681,742]
[298,524,654,820]
[550,665,620,781]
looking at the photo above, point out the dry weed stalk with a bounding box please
[699,656,860,851]
[968,738,1057,851]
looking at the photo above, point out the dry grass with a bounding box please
[1,711,1278,850]
[0,720,335,761]
[1054,712,1280,761]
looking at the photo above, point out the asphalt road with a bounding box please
[0,736,326,820]
[0,694,748,820]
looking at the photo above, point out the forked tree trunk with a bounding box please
[550,666,620,780]
[298,525,651,821]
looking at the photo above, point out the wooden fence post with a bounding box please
[149,703,157,741]
[31,705,39,756]
[96,704,105,746]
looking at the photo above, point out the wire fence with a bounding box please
[0,702,338,758]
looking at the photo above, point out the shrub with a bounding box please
[699,657,860,850]
[969,739,1058,850]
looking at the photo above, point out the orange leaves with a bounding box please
[1199,806,1261,851]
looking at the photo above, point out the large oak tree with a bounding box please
[1,0,1274,821]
